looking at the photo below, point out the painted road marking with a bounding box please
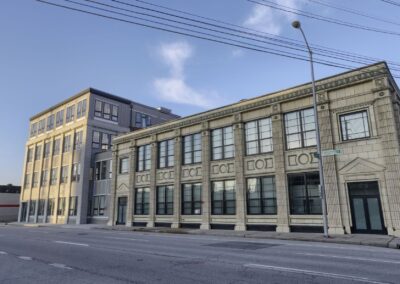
[104,236,150,242]
[244,263,389,284]
[297,252,400,265]
[49,263,72,270]
[54,241,89,247]
[18,256,32,261]
[0,251,8,255]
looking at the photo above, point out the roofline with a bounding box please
[30,87,180,121]
[115,61,391,142]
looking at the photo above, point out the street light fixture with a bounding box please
[292,20,329,238]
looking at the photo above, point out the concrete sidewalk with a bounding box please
[7,222,400,249]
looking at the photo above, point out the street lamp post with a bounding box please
[292,20,329,238]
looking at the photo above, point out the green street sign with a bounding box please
[321,149,342,157]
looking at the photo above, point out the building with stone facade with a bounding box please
[19,88,179,224]
[110,62,400,236]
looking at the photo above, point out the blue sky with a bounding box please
[1,0,399,185]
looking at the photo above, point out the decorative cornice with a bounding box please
[115,66,388,144]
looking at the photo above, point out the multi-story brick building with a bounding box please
[19,88,179,224]
[110,62,400,236]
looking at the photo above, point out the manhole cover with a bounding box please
[206,241,279,250]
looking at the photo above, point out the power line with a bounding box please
[379,0,400,8]
[249,0,400,37]
[307,0,400,27]
[36,0,400,79]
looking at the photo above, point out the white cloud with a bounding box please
[243,0,303,35]
[153,41,221,109]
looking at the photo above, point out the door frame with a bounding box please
[348,181,386,234]
[116,196,127,225]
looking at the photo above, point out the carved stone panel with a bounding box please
[244,155,274,175]
[181,165,202,181]
[156,169,175,184]
[135,171,151,186]
[286,150,318,171]
[210,161,235,178]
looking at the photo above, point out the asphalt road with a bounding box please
[0,226,399,284]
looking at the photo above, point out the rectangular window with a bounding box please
[53,139,61,156]
[158,139,175,168]
[47,199,55,216]
[60,166,69,184]
[245,118,273,155]
[30,122,38,137]
[94,100,118,122]
[24,174,31,188]
[66,105,75,123]
[284,108,316,150]
[247,177,276,215]
[44,142,51,158]
[35,145,42,160]
[95,100,103,117]
[289,172,321,215]
[57,197,66,216]
[74,131,83,150]
[47,114,55,131]
[38,119,46,134]
[92,131,100,149]
[103,103,111,120]
[50,168,58,185]
[340,110,370,141]
[32,172,39,188]
[211,180,236,215]
[63,135,71,153]
[95,160,109,180]
[112,105,118,122]
[56,109,64,127]
[29,200,37,216]
[27,148,33,162]
[92,195,106,216]
[135,188,150,215]
[137,144,151,172]
[71,163,81,182]
[211,126,235,160]
[38,199,46,216]
[135,112,151,128]
[182,183,202,215]
[183,133,202,165]
[69,196,78,216]
[156,185,173,215]
[77,99,87,118]
[101,133,110,150]
[40,170,48,187]
[119,157,129,174]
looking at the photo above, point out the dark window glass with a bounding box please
[159,139,175,168]
[66,105,75,123]
[40,170,48,187]
[57,197,65,216]
[30,122,38,137]
[182,183,202,215]
[211,180,236,215]
[95,100,103,117]
[112,105,118,122]
[47,199,55,216]
[38,199,45,216]
[50,168,58,185]
[340,111,370,141]
[135,112,151,128]
[183,133,202,165]
[92,196,106,216]
[156,185,173,215]
[74,131,83,150]
[289,172,321,215]
[71,163,80,182]
[60,166,69,183]
[95,100,118,122]
[245,118,273,155]
[92,131,100,149]
[56,110,64,127]
[119,157,129,174]
[137,144,151,172]
[247,177,276,215]
[103,103,111,120]
[284,108,316,150]
[46,114,54,131]
[101,133,109,150]
[135,188,150,215]
[38,119,46,134]
[29,200,36,216]
[69,196,78,216]
[211,126,234,160]
[27,148,33,162]
[53,139,61,156]
[63,135,71,153]
[77,99,87,118]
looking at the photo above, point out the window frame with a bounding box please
[137,144,151,172]
[211,180,236,215]
[135,188,150,215]
[57,197,66,216]
[60,166,69,184]
[339,110,370,141]
[156,185,174,215]
[288,172,321,215]
[246,176,277,215]
[244,117,273,155]
[211,126,235,161]
[181,183,202,215]
[284,108,317,150]
[182,133,202,165]
[158,139,175,169]
[69,196,78,216]
[119,157,129,174]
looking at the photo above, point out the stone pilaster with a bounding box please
[271,104,290,232]
[107,147,119,226]
[200,127,211,230]
[43,137,55,223]
[147,140,158,228]
[126,142,137,227]
[172,135,182,228]
[317,93,345,234]
[65,131,76,224]
[234,120,246,231]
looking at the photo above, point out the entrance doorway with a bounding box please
[116,197,127,225]
[348,181,386,234]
